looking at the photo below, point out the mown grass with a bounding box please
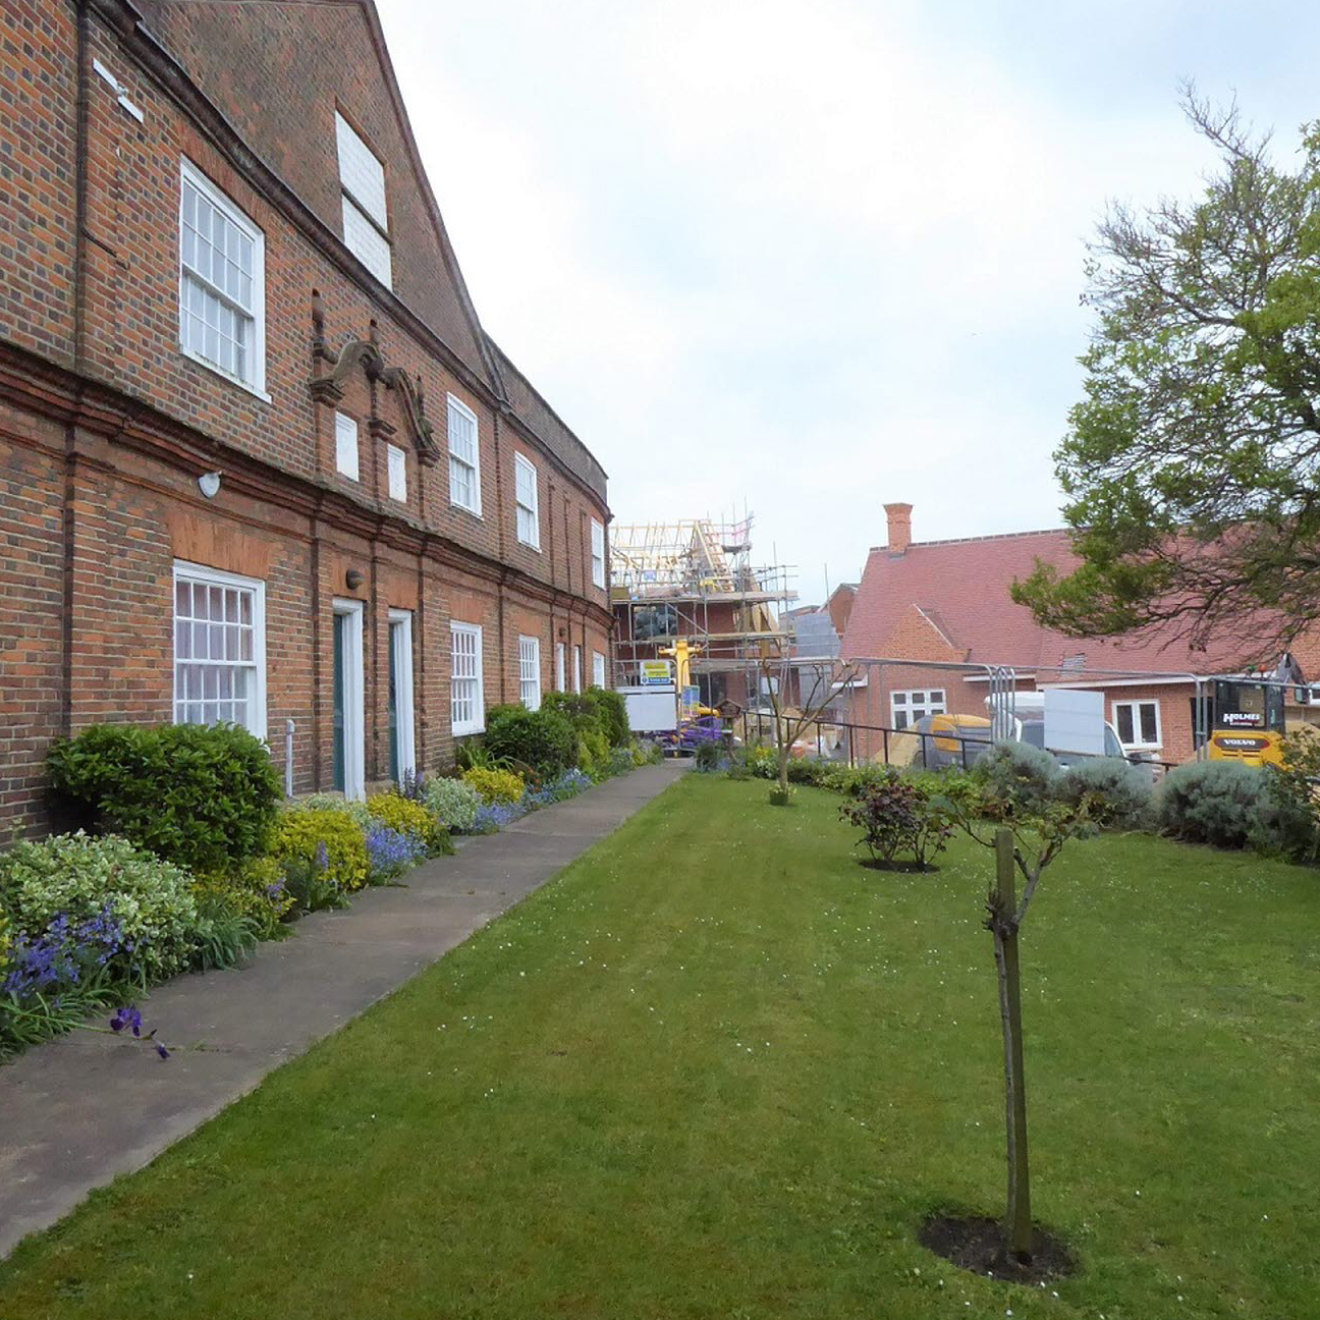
[1,776,1318,1319]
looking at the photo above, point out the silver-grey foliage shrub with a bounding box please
[1056,757,1153,829]
[1155,760,1274,850]
[974,741,1061,816]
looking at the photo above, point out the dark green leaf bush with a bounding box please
[584,686,630,748]
[838,767,953,869]
[483,705,577,778]
[1056,757,1153,829]
[48,723,282,872]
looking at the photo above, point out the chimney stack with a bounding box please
[884,502,913,556]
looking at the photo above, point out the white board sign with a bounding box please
[1043,688,1105,756]
[618,685,678,733]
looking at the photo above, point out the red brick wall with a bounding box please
[0,2,78,366]
[0,1,613,837]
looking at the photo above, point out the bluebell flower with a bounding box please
[364,822,428,880]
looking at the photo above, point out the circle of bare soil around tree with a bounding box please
[858,858,941,874]
[918,1214,1077,1285]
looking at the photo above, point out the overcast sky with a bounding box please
[378,0,1319,606]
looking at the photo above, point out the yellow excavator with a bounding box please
[1204,655,1307,768]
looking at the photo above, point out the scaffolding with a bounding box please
[610,514,799,707]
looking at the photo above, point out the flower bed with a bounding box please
[3,734,658,1058]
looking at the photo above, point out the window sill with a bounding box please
[180,347,272,403]
[517,538,542,554]
[450,501,483,521]
[452,723,485,738]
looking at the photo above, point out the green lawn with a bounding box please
[2,776,1319,1319]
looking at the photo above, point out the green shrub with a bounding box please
[632,739,663,767]
[295,794,373,830]
[48,723,282,871]
[584,686,629,748]
[484,705,577,778]
[367,792,449,854]
[576,729,611,781]
[1155,760,1280,850]
[1056,757,1153,829]
[693,742,723,773]
[189,885,260,971]
[271,808,369,895]
[973,741,1061,818]
[838,769,953,869]
[462,766,525,805]
[737,745,778,780]
[193,855,295,941]
[424,777,482,832]
[785,758,830,786]
[0,832,199,981]
[1259,731,1320,863]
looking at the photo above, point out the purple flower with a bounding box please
[364,822,428,880]
[315,841,331,873]
[110,1005,143,1037]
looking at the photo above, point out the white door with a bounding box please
[389,609,416,784]
[332,599,366,800]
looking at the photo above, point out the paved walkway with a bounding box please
[0,762,686,1258]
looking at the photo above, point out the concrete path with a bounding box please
[0,762,686,1258]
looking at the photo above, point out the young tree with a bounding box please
[1013,90,1320,658]
[948,786,1095,1264]
[754,649,857,803]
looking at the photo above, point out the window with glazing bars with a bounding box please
[179,162,263,389]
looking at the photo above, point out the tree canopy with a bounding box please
[1014,91,1320,660]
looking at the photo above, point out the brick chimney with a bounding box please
[884,502,913,556]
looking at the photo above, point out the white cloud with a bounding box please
[378,0,1316,603]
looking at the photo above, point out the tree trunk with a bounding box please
[994,827,1032,1263]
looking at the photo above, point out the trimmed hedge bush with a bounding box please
[48,723,282,872]
[483,705,577,778]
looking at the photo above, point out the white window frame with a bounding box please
[515,453,540,549]
[573,644,582,694]
[387,442,407,503]
[172,560,267,741]
[332,598,366,801]
[335,111,392,289]
[591,518,606,589]
[178,158,267,399]
[592,651,607,688]
[389,609,416,783]
[447,394,482,516]
[334,411,359,481]
[451,622,485,736]
[556,641,566,692]
[890,688,946,731]
[519,635,541,711]
[1113,698,1162,749]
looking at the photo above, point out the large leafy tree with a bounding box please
[1014,92,1320,658]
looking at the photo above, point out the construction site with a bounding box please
[608,515,802,712]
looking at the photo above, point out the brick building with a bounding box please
[0,0,613,834]
[840,504,1320,766]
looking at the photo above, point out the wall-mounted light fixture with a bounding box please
[197,471,223,499]
[345,569,365,591]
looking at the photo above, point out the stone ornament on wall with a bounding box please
[307,290,439,465]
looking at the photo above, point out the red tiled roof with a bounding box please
[841,525,1318,679]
